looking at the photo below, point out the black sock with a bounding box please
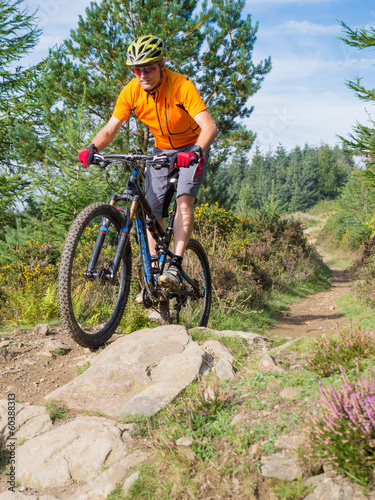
[170,255,183,271]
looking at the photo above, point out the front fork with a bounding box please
[85,197,139,281]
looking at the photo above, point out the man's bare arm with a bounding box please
[91,116,123,152]
[193,110,218,154]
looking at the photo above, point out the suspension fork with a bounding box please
[85,197,138,281]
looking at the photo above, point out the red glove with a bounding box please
[174,151,199,168]
[78,144,97,168]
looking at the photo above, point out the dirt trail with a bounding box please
[270,221,352,339]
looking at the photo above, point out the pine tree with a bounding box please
[0,0,41,169]
[339,21,375,186]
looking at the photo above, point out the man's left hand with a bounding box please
[174,151,199,168]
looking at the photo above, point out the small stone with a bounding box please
[214,358,235,380]
[279,387,301,399]
[202,340,234,363]
[36,351,53,358]
[23,359,36,366]
[260,452,303,480]
[275,433,305,451]
[303,477,353,500]
[230,414,243,426]
[33,323,50,336]
[259,354,286,373]
[148,311,162,321]
[43,339,71,354]
[176,436,193,447]
[175,435,195,461]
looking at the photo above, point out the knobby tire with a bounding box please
[58,202,132,348]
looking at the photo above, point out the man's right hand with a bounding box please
[78,144,98,168]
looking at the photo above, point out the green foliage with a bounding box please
[77,361,91,376]
[192,201,326,332]
[307,326,375,377]
[323,172,375,248]
[338,21,375,187]
[205,144,352,211]
[155,377,233,462]
[43,403,68,422]
[271,478,314,500]
[0,239,61,325]
[0,0,42,168]
[352,240,375,308]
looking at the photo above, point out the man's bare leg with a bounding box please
[173,194,195,256]
[147,218,164,259]
[158,194,195,289]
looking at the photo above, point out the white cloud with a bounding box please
[246,87,373,152]
[258,55,375,88]
[277,20,340,36]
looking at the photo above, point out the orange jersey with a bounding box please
[112,68,207,150]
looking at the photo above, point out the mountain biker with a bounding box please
[78,35,218,290]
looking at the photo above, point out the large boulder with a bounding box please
[45,325,206,417]
[16,416,129,488]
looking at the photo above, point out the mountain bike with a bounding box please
[58,152,211,348]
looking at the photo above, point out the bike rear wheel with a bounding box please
[160,238,211,328]
[58,202,131,348]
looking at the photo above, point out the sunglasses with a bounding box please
[131,63,160,77]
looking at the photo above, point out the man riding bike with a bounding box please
[78,35,218,289]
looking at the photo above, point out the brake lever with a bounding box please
[92,154,110,169]
[150,154,169,170]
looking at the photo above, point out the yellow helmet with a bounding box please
[126,35,165,66]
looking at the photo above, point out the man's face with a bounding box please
[132,61,165,91]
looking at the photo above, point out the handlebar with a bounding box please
[91,152,170,170]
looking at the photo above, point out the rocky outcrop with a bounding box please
[45,325,207,417]
[17,416,130,488]
[0,400,52,447]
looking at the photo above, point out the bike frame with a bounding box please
[85,153,179,300]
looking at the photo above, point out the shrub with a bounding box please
[323,173,375,249]
[310,364,375,487]
[351,239,375,307]
[193,202,322,319]
[307,326,375,377]
[0,240,60,325]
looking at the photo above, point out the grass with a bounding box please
[336,293,375,330]
[106,320,375,499]
[271,477,314,499]
[307,199,339,217]
[77,361,91,375]
[42,402,68,422]
[105,337,334,500]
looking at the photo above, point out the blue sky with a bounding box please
[22,0,374,154]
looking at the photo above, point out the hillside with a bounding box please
[1,214,375,499]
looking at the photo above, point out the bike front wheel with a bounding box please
[160,239,211,328]
[58,202,132,348]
